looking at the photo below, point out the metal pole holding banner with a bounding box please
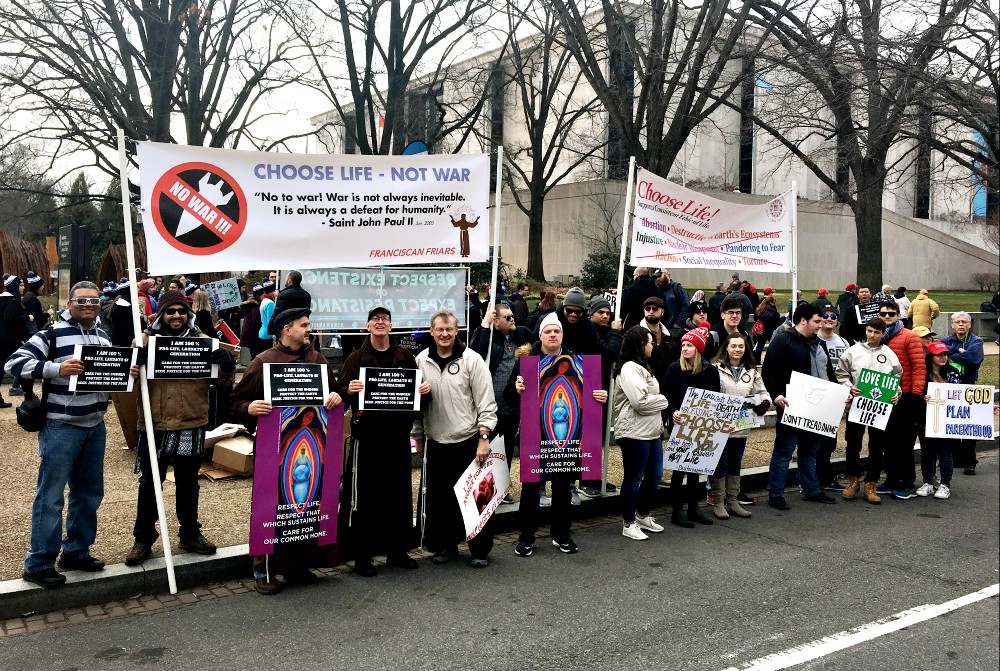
[790,181,798,317]
[603,156,636,494]
[484,146,504,371]
[116,128,178,594]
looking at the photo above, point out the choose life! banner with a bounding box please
[137,142,491,274]
[629,169,793,271]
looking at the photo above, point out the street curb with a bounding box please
[1,442,995,621]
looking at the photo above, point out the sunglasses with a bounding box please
[164,307,189,316]
[564,308,584,316]
[643,305,662,311]
[822,312,838,320]
[500,315,515,321]
[73,297,101,306]
[879,311,897,317]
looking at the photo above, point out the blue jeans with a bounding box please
[711,437,747,479]
[618,437,663,524]
[768,419,821,498]
[25,419,106,572]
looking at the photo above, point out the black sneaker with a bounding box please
[737,492,756,505]
[432,547,458,565]
[768,496,790,510]
[22,567,66,588]
[875,481,893,494]
[0,400,12,409]
[57,554,105,572]
[824,480,846,491]
[353,558,377,577]
[514,540,534,557]
[178,534,217,555]
[964,466,976,476]
[802,492,837,504]
[551,537,578,554]
[579,485,602,499]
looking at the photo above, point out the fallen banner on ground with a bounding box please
[664,387,744,475]
[847,368,900,430]
[453,450,512,540]
[629,169,793,271]
[250,406,344,554]
[294,267,469,330]
[518,354,603,482]
[780,371,851,437]
[137,142,491,274]
[924,382,995,440]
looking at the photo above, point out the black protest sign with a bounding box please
[147,336,217,379]
[263,363,330,407]
[68,345,138,392]
[855,303,881,325]
[358,367,421,411]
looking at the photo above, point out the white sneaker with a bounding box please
[622,523,648,541]
[933,484,951,499]
[635,515,664,533]
[916,483,935,497]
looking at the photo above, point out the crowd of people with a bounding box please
[1,266,993,595]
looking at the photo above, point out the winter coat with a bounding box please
[660,280,690,331]
[940,333,984,383]
[664,359,721,414]
[716,362,769,438]
[761,327,836,401]
[469,323,534,374]
[621,275,661,330]
[835,342,903,388]
[612,361,668,440]
[0,293,30,343]
[526,304,557,332]
[412,341,497,444]
[906,294,940,330]
[883,326,926,394]
[336,336,420,439]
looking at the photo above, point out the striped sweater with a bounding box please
[4,309,112,427]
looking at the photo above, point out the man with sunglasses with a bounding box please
[124,291,236,568]
[470,303,533,503]
[6,281,140,587]
[816,308,850,490]
[877,300,926,500]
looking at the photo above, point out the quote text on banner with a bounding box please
[137,142,491,274]
[629,169,793,271]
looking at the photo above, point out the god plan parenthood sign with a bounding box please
[68,346,138,393]
[138,142,490,274]
[357,368,422,411]
[924,383,995,440]
[264,363,330,407]
[147,336,218,379]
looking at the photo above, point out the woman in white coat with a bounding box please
[711,332,770,518]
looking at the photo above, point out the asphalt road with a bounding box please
[1,452,997,671]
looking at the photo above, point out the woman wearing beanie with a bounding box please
[710,332,770,519]
[0,274,31,408]
[22,271,48,333]
[664,324,720,527]
[613,327,669,540]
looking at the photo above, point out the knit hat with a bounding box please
[681,324,710,354]
[588,296,611,316]
[720,293,744,314]
[261,278,277,293]
[252,282,264,298]
[927,341,948,355]
[155,290,190,317]
[562,287,587,310]
[138,278,154,293]
[688,300,707,315]
[26,271,44,290]
[183,281,198,296]
[114,280,131,296]
[846,283,858,291]
[539,312,562,332]
[4,274,21,290]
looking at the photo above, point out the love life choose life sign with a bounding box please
[847,368,900,431]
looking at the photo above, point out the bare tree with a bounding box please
[549,0,783,180]
[499,0,607,280]
[744,0,976,288]
[0,141,60,238]
[295,0,499,156]
[0,0,315,185]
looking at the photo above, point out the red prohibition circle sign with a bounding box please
[150,161,247,256]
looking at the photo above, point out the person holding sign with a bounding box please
[231,307,343,595]
[412,311,497,568]
[612,327,669,540]
[761,303,839,510]
[711,333,770,519]
[941,312,985,475]
[835,317,902,504]
[125,291,236,567]
[917,342,963,499]
[664,324,720,528]
[336,306,429,577]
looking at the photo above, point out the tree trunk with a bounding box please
[527,199,545,281]
[854,184,884,290]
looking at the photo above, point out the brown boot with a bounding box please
[726,476,751,518]
[843,476,860,500]
[863,481,881,505]
[710,478,729,519]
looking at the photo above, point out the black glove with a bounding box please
[211,348,236,372]
[134,347,148,368]
[753,399,771,415]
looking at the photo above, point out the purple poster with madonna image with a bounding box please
[518,354,602,483]
[249,406,344,555]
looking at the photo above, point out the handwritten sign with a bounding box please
[664,388,744,475]
[202,277,242,311]
[924,382,995,440]
[779,371,851,437]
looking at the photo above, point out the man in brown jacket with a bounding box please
[125,291,236,566]
[230,306,343,595]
